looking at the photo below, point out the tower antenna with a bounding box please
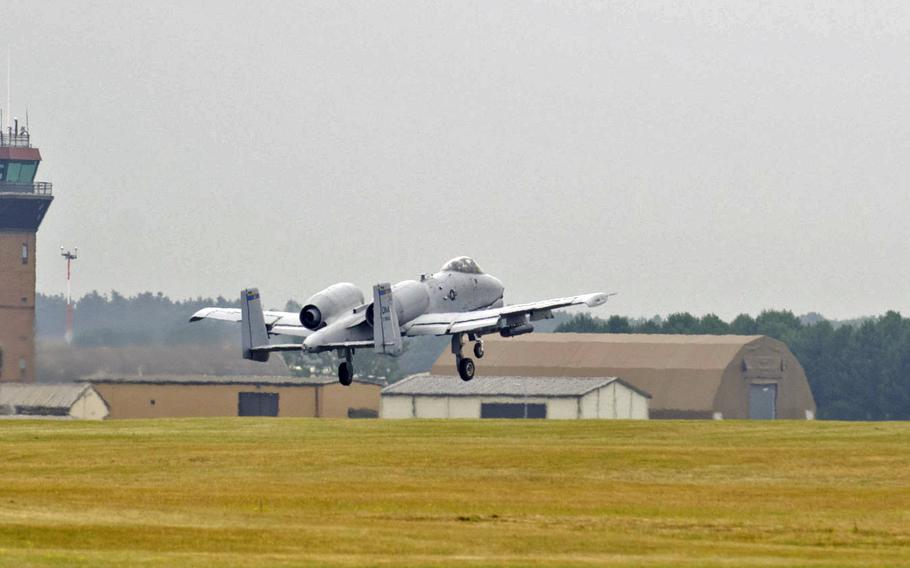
[6,48,10,130]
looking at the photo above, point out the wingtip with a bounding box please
[584,293,612,307]
[189,308,210,322]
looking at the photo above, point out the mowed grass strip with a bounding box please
[0,419,908,567]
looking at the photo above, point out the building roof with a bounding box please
[0,146,41,161]
[382,374,650,398]
[0,383,91,410]
[84,374,384,387]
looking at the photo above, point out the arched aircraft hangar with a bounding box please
[430,333,816,420]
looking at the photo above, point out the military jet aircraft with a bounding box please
[190,256,610,384]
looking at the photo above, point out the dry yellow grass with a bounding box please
[0,419,908,566]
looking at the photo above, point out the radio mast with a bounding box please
[61,247,78,344]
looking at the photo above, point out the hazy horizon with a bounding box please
[4,1,909,320]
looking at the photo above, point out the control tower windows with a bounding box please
[18,162,37,182]
[0,161,38,182]
[3,162,19,181]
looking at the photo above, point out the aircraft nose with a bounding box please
[490,275,505,298]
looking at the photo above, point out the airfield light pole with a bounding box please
[515,379,529,419]
[60,247,78,344]
[524,380,528,419]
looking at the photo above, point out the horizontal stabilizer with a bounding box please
[250,344,302,354]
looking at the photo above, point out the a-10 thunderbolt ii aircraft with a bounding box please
[190,256,611,385]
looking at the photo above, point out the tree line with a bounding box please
[37,291,241,346]
[555,311,910,420]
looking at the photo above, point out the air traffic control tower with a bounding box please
[0,121,53,382]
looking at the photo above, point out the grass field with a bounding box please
[0,419,908,567]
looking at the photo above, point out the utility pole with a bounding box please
[60,247,78,344]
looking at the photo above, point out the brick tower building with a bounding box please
[0,121,53,382]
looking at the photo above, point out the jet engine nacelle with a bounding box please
[299,282,365,330]
[365,280,430,327]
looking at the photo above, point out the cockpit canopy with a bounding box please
[440,256,484,274]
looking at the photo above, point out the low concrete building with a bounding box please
[0,383,109,419]
[381,374,650,419]
[85,375,381,419]
[431,334,816,420]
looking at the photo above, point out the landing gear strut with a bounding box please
[338,348,354,386]
[453,333,476,381]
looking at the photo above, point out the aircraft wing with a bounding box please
[189,307,313,338]
[403,292,611,337]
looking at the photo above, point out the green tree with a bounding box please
[755,310,802,343]
[636,319,662,333]
[729,314,757,335]
[555,313,607,333]
[606,315,632,333]
[662,313,699,334]
[699,314,730,335]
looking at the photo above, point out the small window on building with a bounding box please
[19,358,26,370]
[21,243,28,265]
[0,162,6,180]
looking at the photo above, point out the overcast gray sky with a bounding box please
[3,1,909,319]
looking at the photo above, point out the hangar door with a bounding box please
[749,384,777,419]
[481,402,546,419]
[238,392,279,417]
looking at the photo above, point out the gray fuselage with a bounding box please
[301,263,504,352]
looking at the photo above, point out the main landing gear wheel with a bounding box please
[458,357,475,381]
[473,342,485,359]
[338,361,353,386]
